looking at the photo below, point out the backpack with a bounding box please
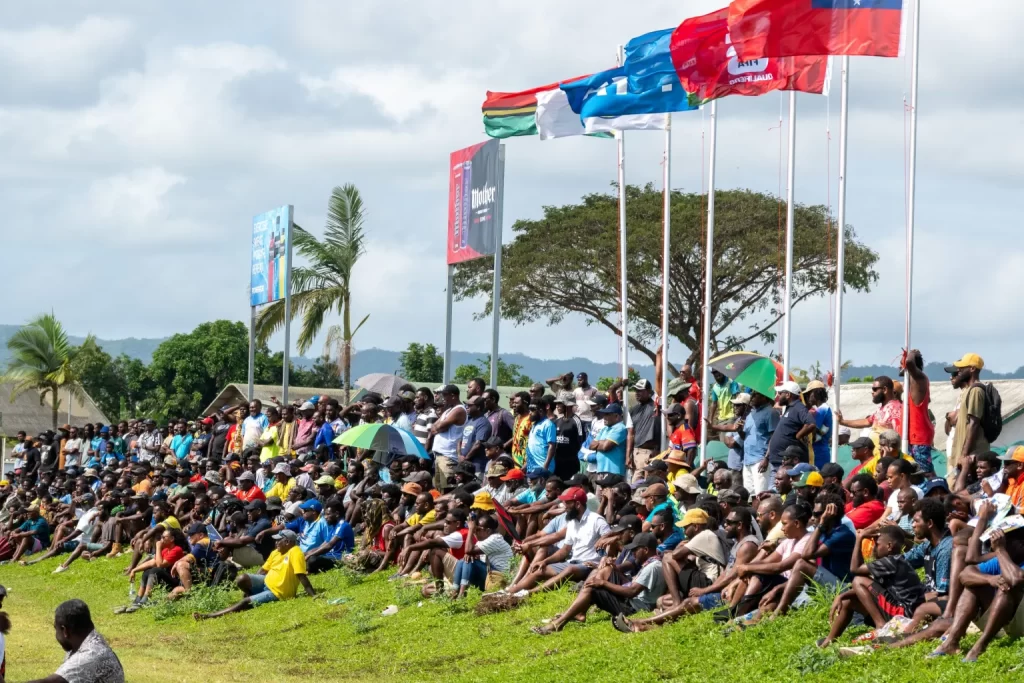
[975,383,1003,443]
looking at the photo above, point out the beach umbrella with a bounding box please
[355,373,410,397]
[709,351,788,399]
[332,423,429,460]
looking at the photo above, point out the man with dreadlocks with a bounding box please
[344,498,395,572]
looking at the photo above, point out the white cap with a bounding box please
[284,502,302,516]
[730,393,751,405]
[774,381,802,396]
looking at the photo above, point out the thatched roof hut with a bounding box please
[0,382,110,437]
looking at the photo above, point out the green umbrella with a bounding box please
[709,351,787,399]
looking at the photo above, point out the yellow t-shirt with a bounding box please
[266,478,295,501]
[260,425,281,463]
[406,510,436,527]
[262,545,307,599]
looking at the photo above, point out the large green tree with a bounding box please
[70,337,122,420]
[2,313,87,429]
[143,320,267,420]
[255,184,369,403]
[398,343,444,384]
[453,355,532,387]
[454,185,879,367]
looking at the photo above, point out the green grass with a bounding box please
[2,554,1024,682]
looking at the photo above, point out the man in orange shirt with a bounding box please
[1001,446,1024,509]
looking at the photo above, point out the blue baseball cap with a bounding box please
[299,499,323,513]
[99,426,110,434]
[597,403,623,416]
[785,463,814,478]
[920,478,950,496]
[526,468,551,480]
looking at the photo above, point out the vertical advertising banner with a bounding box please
[250,205,294,307]
[447,139,503,265]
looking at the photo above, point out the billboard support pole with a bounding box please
[490,145,506,388]
[443,266,454,384]
[282,206,294,404]
[247,306,256,402]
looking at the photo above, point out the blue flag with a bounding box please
[623,28,681,96]
[560,66,697,123]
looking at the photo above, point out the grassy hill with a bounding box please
[0,552,1015,682]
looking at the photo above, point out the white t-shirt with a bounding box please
[476,533,514,572]
[441,531,465,550]
[777,532,813,578]
[76,508,101,533]
[629,559,666,611]
[559,510,611,563]
[886,486,923,521]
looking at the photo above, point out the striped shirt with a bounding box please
[412,408,438,447]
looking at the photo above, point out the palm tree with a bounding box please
[2,313,87,429]
[256,184,368,402]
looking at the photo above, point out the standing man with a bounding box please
[764,381,815,481]
[545,371,574,396]
[28,600,124,683]
[411,388,438,449]
[525,396,557,477]
[902,349,935,474]
[553,392,584,481]
[573,373,598,434]
[626,379,660,483]
[429,385,467,491]
[802,381,833,470]
[508,392,533,469]
[242,400,269,454]
[466,377,486,403]
[946,353,989,490]
[483,389,514,447]
[708,370,740,440]
[62,426,84,471]
[460,396,492,477]
[291,402,318,457]
[837,376,903,440]
[741,391,779,496]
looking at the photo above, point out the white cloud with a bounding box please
[87,166,186,225]
[0,16,133,82]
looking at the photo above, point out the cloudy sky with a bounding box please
[2,1,1021,373]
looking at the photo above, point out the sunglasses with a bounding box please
[871,387,883,393]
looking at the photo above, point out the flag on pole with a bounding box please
[727,0,904,60]
[483,79,615,139]
[561,66,697,133]
[671,9,832,101]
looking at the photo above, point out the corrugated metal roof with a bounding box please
[0,382,110,436]
[832,379,1024,449]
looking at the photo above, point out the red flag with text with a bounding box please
[671,9,830,102]
[727,0,904,60]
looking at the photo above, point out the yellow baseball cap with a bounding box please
[952,353,985,370]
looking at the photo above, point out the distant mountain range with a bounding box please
[2,324,1023,385]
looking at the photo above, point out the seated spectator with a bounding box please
[818,525,925,648]
[532,531,665,635]
[844,474,886,530]
[194,529,315,620]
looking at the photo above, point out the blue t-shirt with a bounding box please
[657,529,684,554]
[314,423,336,458]
[812,405,834,470]
[904,533,953,595]
[594,423,628,475]
[820,522,856,582]
[514,487,545,505]
[460,415,492,463]
[542,513,568,535]
[742,404,778,467]
[299,516,331,554]
[323,520,356,560]
[171,434,193,460]
[768,401,814,465]
[20,517,50,547]
[976,557,1024,576]
[526,419,557,474]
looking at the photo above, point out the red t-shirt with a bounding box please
[161,545,186,565]
[235,486,266,503]
[844,500,885,530]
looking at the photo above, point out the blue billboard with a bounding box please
[250,205,293,307]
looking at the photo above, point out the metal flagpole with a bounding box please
[783,91,797,379]
[660,116,672,451]
[699,100,718,466]
[830,56,851,464]
[282,206,294,404]
[616,44,630,415]
[901,0,921,455]
[247,306,256,401]
[443,266,454,384]
[490,145,506,389]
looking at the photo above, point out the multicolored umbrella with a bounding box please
[332,423,430,460]
[709,351,788,399]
